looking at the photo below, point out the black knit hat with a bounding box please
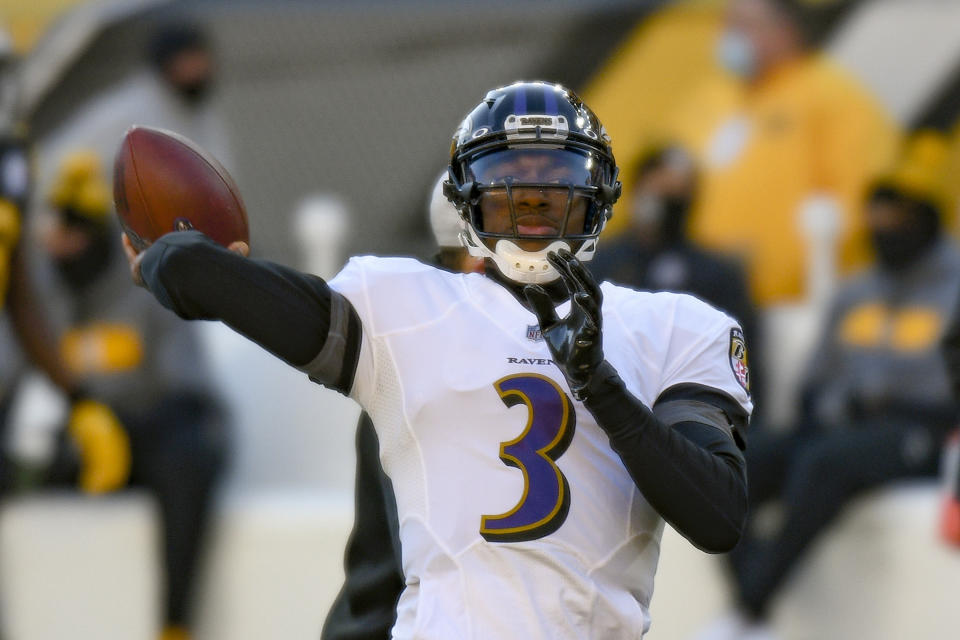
[148,22,209,70]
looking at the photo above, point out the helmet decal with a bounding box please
[504,114,569,142]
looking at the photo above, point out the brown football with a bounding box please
[113,125,249,251]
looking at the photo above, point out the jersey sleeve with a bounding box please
[326,255,460,410]
[655,295,754,446]
[327,257,378,407]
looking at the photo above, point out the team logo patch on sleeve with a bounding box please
[729,327,750,393]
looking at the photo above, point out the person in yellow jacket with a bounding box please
[671,0,899,306]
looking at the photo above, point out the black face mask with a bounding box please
[54,229,114,291]
[174,79,211,105]
[634,194,692,248]
[658,195,692,247]
[870,205,940,272]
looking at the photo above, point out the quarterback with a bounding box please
[124,82,751,639]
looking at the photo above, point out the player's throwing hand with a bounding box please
[121,231,249,287]
[524,249,604,401]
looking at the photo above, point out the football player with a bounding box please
[0,29,127,497]
[123,82,752,638]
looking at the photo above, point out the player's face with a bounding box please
[469,149,594,252]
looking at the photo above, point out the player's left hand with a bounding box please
[524,249,604,401]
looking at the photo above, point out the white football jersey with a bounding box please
[328,256,752,640]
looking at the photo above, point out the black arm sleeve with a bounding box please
[139,231,360,391]
[583,362,748,553]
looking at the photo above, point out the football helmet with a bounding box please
[444,81,620,284]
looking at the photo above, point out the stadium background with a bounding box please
[1,1,960,639]
[13,0,960,258]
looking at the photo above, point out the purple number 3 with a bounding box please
[480,373,576,542]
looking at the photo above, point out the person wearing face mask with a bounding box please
[696,131,960,640]
[38,19,232,195]
[670,0,898,307]
[591,145,756,341]
[590,144,763,407]
[149,24,216,106]
[38,151,229,640]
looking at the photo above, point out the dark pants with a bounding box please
[322,412,403,640]
[0,391,227,629]
[729,421,943,618]
[122,392,228,628]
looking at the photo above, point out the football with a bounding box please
[113,125,249,251]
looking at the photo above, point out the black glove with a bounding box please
[523,249,604,401]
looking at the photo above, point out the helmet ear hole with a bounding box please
[596,182,621,206]
[441,178,458,203]
[443,175,482,224]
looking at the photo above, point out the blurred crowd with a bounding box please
[0,1,958,640]
[1,20,228,640]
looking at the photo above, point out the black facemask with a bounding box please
[633,194,692,248]
[174,79,211,105]
[870,202,941,272]
[54,228,114,291]
[659,195,692,247]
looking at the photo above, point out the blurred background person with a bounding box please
[322,174,481,640]
[0,21,128,498]
[36,150,229,640]
[589,143,762,405]
[39,19,230,189]
[0,29,132,640]
[671,0,899,307]
[697,130,960,640]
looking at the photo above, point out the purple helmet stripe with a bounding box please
[514,87,527,114]
[543,84,558,115]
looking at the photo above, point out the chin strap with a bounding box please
[460,222,602,285]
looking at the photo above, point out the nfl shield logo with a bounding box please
[526,324,543,342]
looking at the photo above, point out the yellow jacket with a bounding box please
[672,55,899,305]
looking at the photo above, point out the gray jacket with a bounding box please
[804,238,960,430]
[47,252,215,419]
